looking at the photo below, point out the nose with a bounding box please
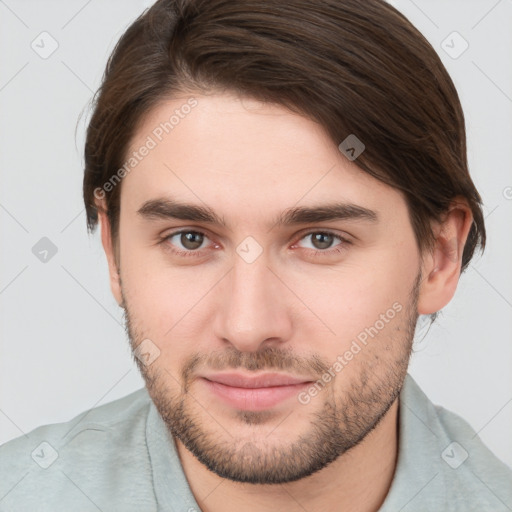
[213,256,294,352]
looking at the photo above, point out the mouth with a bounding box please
[199,372,314,411]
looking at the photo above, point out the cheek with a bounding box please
[124,267,207,334]
[286,248,418,355]
[292,270,415,390]
[119,246,221,375]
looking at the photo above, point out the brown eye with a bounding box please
[179,231,204,250]
[164,230,208,254]
[295,231,347,255]
[310,232,335,250]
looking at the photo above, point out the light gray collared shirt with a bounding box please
[1,374,511,511]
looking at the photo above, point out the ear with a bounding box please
[96,202,124,307]
[417,198,474,315]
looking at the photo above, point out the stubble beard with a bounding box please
[123,275,420,484]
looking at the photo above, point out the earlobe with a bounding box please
[97,205,124,307]
[417,199,474,315]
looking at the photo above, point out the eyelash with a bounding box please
[159,229,350,259]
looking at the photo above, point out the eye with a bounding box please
[297,231,345,251]
[163,230,211,255]
[160,228,349,260]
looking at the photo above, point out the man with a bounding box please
[1,0,511,510]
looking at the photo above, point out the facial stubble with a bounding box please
[123,274,420,484]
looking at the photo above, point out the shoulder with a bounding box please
[1,387,152,459]
[433,400,512,505]
[394,374,512,511]
[0,388,157,511]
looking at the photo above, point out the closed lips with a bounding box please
[201,373,313,388]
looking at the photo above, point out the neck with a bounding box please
[176,399,399,512]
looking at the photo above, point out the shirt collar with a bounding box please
[378,373,450,511]
[146,400,201,510]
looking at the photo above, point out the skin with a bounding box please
[97,92,473,512]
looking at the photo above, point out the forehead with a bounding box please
[121,93,407,225]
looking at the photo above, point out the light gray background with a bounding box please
[1,0,511,469]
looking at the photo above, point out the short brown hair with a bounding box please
[83,0,485,272]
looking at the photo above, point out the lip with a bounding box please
[199,372,314,411]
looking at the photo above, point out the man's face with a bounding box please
[113,93,422,484]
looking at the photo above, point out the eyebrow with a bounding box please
[137,198,378,229]
[276,203,378,226]
[138,198,227,226]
